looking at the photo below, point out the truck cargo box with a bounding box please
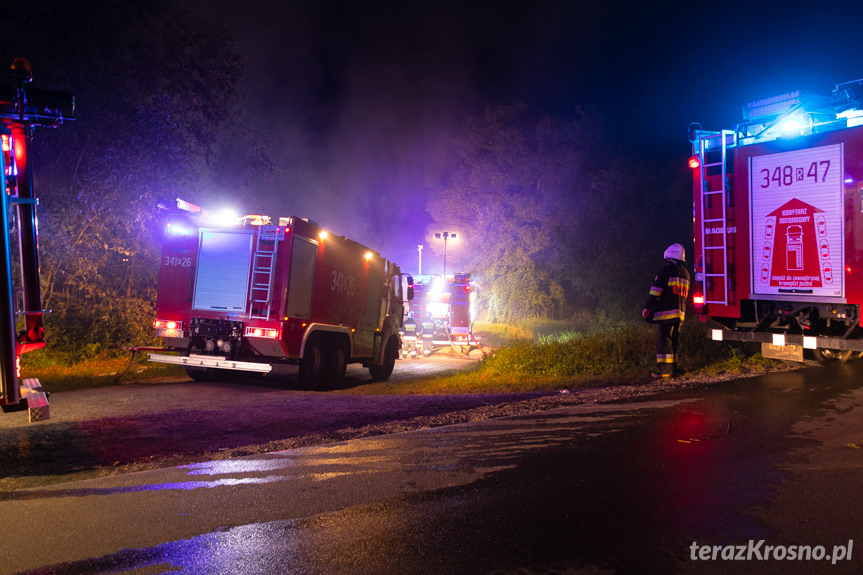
[690,81,863,361]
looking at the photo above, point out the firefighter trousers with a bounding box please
[655,321,681,376]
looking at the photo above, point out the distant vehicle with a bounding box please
[408,272,478,351]
[690,78,863,363]
[148,199,413,388]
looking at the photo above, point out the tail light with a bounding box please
[244,326,281,339]
[153,319,183,338]
[693,288,705,314]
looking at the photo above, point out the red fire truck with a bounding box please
[690,78,863,362]
[408,272,477,349]
[148,199,413,387]
[1,59,74,420]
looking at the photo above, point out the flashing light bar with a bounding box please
[175,198,202,213]
[743,90,801,120]
[166,222,190,235]
[244,326,281,339]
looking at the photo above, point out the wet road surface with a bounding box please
[1,362,862,573]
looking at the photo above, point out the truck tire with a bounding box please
[323,341,348,386]
[299,337,324,389]
[813,348,855,364]
[369,336,398,381]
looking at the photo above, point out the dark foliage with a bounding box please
[1,0,242,354]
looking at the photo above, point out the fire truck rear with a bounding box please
[690,78,863,362]
[408,272,478,350]
[149,200,413,387]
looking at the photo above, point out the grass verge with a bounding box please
[18,318,787,396]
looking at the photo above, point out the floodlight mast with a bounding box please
[434,231,457,278]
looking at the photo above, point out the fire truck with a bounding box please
[1,59,74,420]
[148,199,413,387]
[408,272,478,350]
[690,78,863,362]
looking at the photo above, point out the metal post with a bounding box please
[434,232,457,278]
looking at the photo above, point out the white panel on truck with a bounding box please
[193,229,254,312]
[750,144,844,299]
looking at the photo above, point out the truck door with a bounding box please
[285,236,317,319]
[192,229,255,313]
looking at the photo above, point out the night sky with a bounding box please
[181,0,863,273]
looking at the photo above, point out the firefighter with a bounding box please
[421,313,435,356]
[402,312,419,359]
[642,243,690,378]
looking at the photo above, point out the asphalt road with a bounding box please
[1,362,863,574]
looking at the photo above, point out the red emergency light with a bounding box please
[688,156,700,169]
[693,291,705,313]
[13,136,25,164]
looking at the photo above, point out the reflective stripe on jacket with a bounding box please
[645,259,690,324]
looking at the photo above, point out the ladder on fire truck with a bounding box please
[697,129,735,306]
[248,225,280,320]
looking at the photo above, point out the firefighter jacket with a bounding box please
[403,317,418,337]
[645,259,690,323]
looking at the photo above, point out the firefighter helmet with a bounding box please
[664,243,685,262]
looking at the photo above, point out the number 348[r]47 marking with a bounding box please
[759,161,830,188]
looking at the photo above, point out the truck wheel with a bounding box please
[299,337,324,389]
[323,342,347,386]
[813,348,854,364]
[369,336,398,381]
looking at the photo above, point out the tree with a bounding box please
[426,104,602,322]
[425,103,692,323]
[1,0,244,354]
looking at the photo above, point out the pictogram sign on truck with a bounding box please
[689,78,863,362]
[148,199,413,388]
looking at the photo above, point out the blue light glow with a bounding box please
[166,223,189,235]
